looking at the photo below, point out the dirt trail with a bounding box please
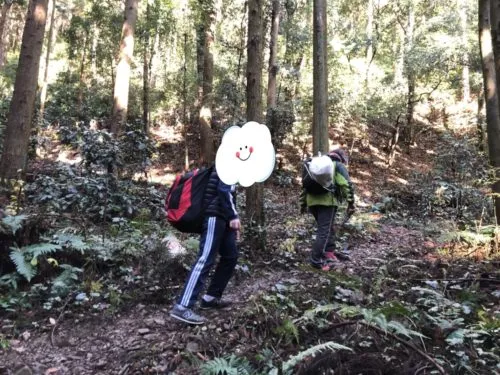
[0,216,431,375]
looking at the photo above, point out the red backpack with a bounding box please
[165,166,214,233]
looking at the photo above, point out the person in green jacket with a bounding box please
[300,149,355,271]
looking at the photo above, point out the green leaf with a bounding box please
[1,214,27,234]
[281,341,352,374]
[23,243,62,259]
[9,250,36,282]
[446,329,465,346]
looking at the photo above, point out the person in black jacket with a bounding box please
[170,167,241,325]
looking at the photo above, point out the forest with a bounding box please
[0,0,499,374]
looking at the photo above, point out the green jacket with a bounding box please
[300,161,354,208]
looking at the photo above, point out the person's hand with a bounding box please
[229,218,241,231]
[230,218,241,241]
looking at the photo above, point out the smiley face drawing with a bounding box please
[215,121,276,187]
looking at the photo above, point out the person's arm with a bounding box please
[218,180,238,221]
[299,188,307,213]
[335,163,355,205]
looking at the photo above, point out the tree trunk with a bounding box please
[394,24,405,85]
[246,0,265,247]
[142,1,150,133]
[0,0,48,181]
[460,0,470,102]
[90,23,99,80]
[405,3,415,145]
[312,0,329,155]
[77,32,88,118]
[479,0,500,223]
[199,0,216,166]
[0,0,13,69]
[365,0,374,84]
[491,0,500,107]
[191,1,205,126]
[111,0,139,135]
[39,0,56,120]
[182,32,189,171]
[477,89,486,151]
[266,0,280,144]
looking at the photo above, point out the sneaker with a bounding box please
[334,250,351,261]
[169,305,207,325]
[324,251,339,263]
[200,298,231,310]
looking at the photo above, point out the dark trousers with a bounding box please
[309,205,337,266]
[177,216,238,308]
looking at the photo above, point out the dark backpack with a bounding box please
[302,158,337,195]
[165,166,214,233]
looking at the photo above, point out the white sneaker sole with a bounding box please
[169,312,206,325]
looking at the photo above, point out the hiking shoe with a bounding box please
[324,251,339,263]
[200,298,232,310]
[321,263,336,271]
[169,305,207,325]
[334,250,351,261]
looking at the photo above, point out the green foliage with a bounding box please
[200,354,254,375]
[271,342,352,375]
[274,319,299,344]
[1,214,27,234]
[9,250,36,282]
[24,164,165,221]
[51,264,82,296]
[81,129,121,172]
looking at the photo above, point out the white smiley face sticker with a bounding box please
[216,121,275,187]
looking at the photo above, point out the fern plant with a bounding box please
[270,341,352,375]
[8,232,88,282]
[1,214,27,234]
[9,243,62,282]
[200,354,254,375]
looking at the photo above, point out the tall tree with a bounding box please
[142,0,151,132]
[312,0,329,155]
[267,0,279,107]
[246,0,265,246]
[365,0,374,84]
[111,0,139,134]
[266,0,280,143]
[460,0,469,102]
[199,0,216,165]
[491,0,500,104]
[39,0,56,119]
[479,0,500,223]
[405,2,416,144]
[0,0,48,180]
[0,0,13,68]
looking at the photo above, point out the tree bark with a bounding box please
[111,0,139,135]
[90,23,99,80]
[312,0,329,155]
[39,0,56,120]
[479,0,500,223]
[491,0,500,107]
[460,0,470,102]
[142,0,150,133]
[365,0,374,84]
[266,0,280,143]
[0,0,13,69]
[77,32,88,118]
[0,0,49,180]
[405,3,415,145]
[199,0,216,166]
[394,25,405,85]
[246,0,265,246]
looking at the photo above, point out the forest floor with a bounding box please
[1,113,499,374]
